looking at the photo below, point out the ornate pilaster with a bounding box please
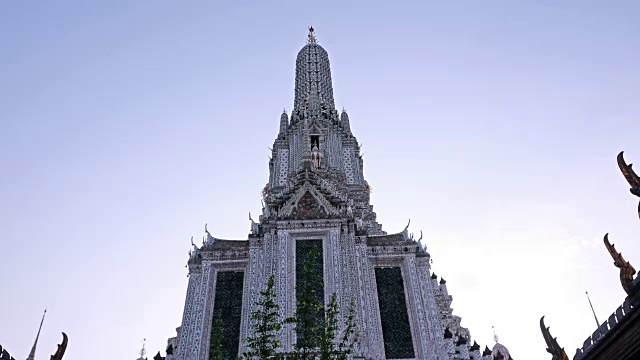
[405,255,432,359]
[239,234,265,355]
[189,263,213,360]
[177,264,203,360]
[416,256,447,358]
[275,230,292,351]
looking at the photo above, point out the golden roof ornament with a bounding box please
[307,26,317,44]
[617,151,640,219]
[540,316,569,360]
[617,151,640,197]
[604,233,637,294]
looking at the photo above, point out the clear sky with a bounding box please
[1,1,639,359]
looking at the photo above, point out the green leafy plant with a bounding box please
[287,245,359,359]
[209,315,224,360]
[242,275,282,360]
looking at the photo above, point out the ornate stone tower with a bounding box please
[169,28,511,360]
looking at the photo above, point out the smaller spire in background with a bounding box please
[492,325,499,343]
[139,338,147,359]
[307,26,317,44]
[26,309,47,360]
[586,290,600,327]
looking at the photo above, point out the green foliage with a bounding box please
[242,275,283,360]
[335,299,359,360]
[242,245,359,360]
[319,294,339,360]
[286,245,359,359]
[318,295,359,360]
[288,243,324,358]
[209,315,224,360]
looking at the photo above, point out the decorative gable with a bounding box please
[277,181,340,219]
[292,191,326,219]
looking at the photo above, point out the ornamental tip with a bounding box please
[307,26,317,44]
[140,338,147,357]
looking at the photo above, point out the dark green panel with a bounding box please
[295,239,324,348]
[375,267,415,359]
[210,271,244,360]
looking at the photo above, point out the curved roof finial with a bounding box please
[617,151,640,196]
[307,26,317,44]
[604,233,637,294]
[50,332,68,360]
[540,316,569,360]
[401,219,411,240]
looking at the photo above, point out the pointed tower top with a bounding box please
[492,325,499,343]
[294,26,335,111]
[138,339,147,359]
[26,309,47,360]
[307,26,317,44]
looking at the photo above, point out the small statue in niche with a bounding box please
[311,143,324,169]
[262,200,271,217]
[355,217,363,230]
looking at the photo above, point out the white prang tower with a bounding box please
[168,28,513,360]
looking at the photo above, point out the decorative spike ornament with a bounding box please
[26,309,46,360]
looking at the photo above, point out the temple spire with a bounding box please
[26,309,46,360]
[137,338,147,360]
[294,26,335,111]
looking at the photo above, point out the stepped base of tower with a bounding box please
[171,217,506,360]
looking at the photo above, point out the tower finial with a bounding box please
[26,309,47,360]
[307,26,317,44]
[492,325,499,343]
[140,338,147,358]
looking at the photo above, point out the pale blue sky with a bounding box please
[1,1,639,359]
